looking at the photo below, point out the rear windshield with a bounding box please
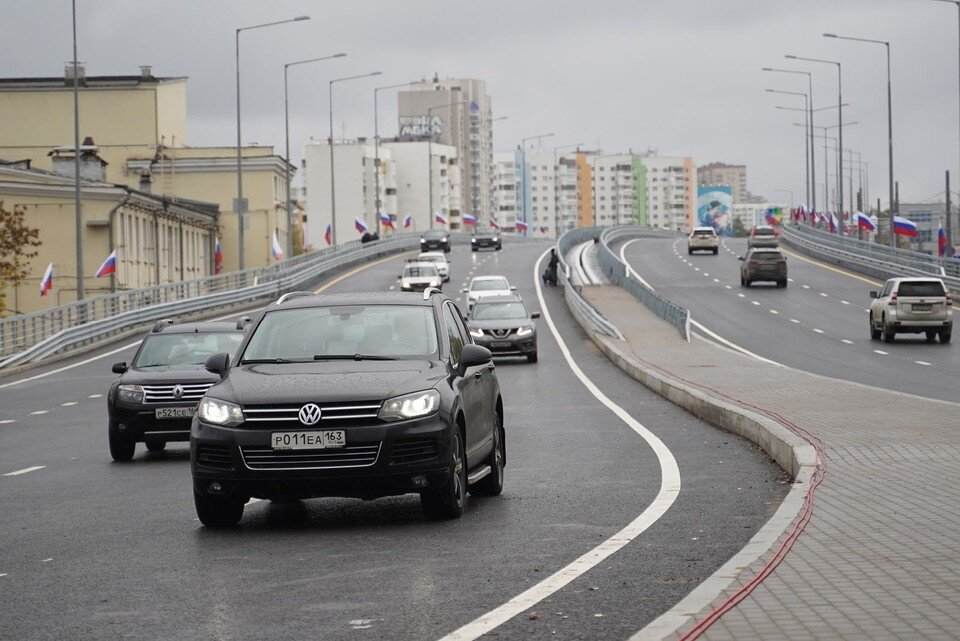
[472,278,509,291]
[754,228,775,236]
[693,230,715,237]
[752,252,784,261]
[897,281,946,297]
[404,265,438,278]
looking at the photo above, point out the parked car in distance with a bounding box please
[190,291,505,526]
[417,251,450,282]
[471,230,502,251]
[688,226,719,255]
[740,248,787,288]
[399,262,442,292]
[748,225,779,248]
[869,277,953,343]
[107,320,246,461]
[467,294,540,362]
[461,275,516,311]
[420,230,451,253]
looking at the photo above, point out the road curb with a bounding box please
[563,294,817,640]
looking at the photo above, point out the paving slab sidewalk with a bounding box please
[582,286,960,641]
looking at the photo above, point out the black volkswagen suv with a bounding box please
[190,290,505,527]
[107,320,246,461]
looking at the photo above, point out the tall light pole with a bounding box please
[328,71,382,246]
[520,133,555,236]
[763,67,816,211]
[284,53,345,257]
[235,15,310,270]
[767,88,809,204]
[71,0,84,301]
[787,55,844,234]
[553,143,582,237]
[824,33,896,245]
[373,81,413,233]
[426,100,468,230]
[930,0,960,243]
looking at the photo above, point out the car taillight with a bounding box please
[748,261,758,267]
[888,292,898,306]
[946,292,953,304]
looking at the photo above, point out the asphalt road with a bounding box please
[620,235,960,402]
[0,242,787,641]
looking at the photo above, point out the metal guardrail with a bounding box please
[556,228,625,340]
[779,225,960,293]
[596,226,691,341]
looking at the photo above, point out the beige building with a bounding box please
[697,162,748,203]
[0,66,295,273]
[0,160,218,316]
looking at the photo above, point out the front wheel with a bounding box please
[471,415,504,497]
[421,429,465,520]
[870,316,881,340]
[109,420,135,462]
[194,491,244,527]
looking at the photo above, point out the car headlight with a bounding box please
[517,326,534,336]
[197,397,244,427]
[378,390,440,422]
[118,384,144,403]
[471,238,477,243]
[492,236,499,242]
[441,236,448,242]
[420,239,426,243]
[401,282,411,289]
[469,328,484,338]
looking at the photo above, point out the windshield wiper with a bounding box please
[314,354,397,361]
[241,357,310,364]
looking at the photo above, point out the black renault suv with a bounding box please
[107,320,246,461]
[190,290,505,527]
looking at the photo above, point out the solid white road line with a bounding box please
[438,249,681,641]
[690,320,783,367]
[3,466,45,476]
[0,419,15,425]
[619,240,657,290]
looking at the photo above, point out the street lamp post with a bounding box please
[824,33,896,245]
[787,55,844,234]
[426,101,468,231]
[373,81,413,233]
[328,71,382,246]
[284,53,345,257]
[235,15,310,270]
[520,133,555,236]
[763,67,817,211]
[71,0,83,301]
[930,0,960,243]
[767,88,809,205]
[553,143,582,238]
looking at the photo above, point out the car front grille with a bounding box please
[390,437,439,465]
[242,401,383,427]
[143,383,214,404]
[240,443,381,470]
[480,328,516,339]
[196,443,234,470]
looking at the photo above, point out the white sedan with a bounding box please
[417,251,450,282]
[461,275,516,310]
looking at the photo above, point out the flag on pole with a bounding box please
[854,211,876,232]
[489,217,500,230]
[828,213,839,234]
[39,262,53,296]
[434,213,448,226]
[324,223,333,246]
[462,213,477,225]
[379,213,395,229]
[271,229,284,260]
[539,226,549,234]
[355,218,369,234]
[893,215,918,237]
[515,220,528,232]
[403,214,413,229]
[94,249,117,278]
[938,221,949,257]
[214,237,223,274]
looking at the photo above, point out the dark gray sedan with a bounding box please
[466,294,539,362]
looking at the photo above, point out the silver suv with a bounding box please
[688,226,719,255]
[869,277,953,343]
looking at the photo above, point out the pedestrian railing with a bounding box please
[556,228,625,340]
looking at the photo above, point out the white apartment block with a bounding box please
[382,141,460,232]
[591,154,638,227]
[641,155,697,231]
[520,150,579,238]
[492,151,518,231]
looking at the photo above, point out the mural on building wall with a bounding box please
[697,185,733,236]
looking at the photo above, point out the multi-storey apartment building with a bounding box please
[697,162,748,203]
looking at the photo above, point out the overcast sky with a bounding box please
[3,0,959,209]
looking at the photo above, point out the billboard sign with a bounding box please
[697,185,733,236]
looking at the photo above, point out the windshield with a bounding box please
[471,278,509,291]
[471,301,528,320]
[242,306,439,359]
[898,281,946,297]
[424,231,446,239]
[134,332,244,370]
[752,252,784,261]
[754,228,775,236]
[404,265,438,278]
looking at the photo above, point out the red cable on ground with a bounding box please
[621,343,828,640]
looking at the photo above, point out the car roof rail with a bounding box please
[422,287,443,300]
[152,318,176,333]
[236,315,252,330]
[274,291,316,306]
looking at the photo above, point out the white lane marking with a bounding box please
[702,273,710,277]
[0,573,6,577]
[691,320,783,366]
[439,249,681,641]
[0,419,15,424]
[787,278,794,283]
[3,465,46,476]
[619,240,657,290]
[751,301,760,306]
[819,292,829,298]
[694,267,701,272]
[813,328,825,334]
[724,285,732,290]
[41,558,53,563]
[60,402,77,406]
[802,285,810,290]
[915,360,932,366]
[737,293,746,298]
[713,278,720,283]
[841,300,850,305]
[841,339,854,345]
[389,285,395,290]
[88,394,102,399]
[790,319,800,323]
[874,350,889,355]
[29,410,48,415]
[769,310,779,315]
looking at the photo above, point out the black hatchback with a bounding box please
[190,291,505,527]
[107,320,246,461]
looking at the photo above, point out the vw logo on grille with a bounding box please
[172,385,184,399]
[298,403,322,426]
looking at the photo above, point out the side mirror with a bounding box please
[869,291,878,299]
[236,315,251,331]
[461,288,469,293]
[458,344,492,374]
[738,256,745,262]
[204,352,231,378]
[510,285,517,291]
[531,312,541,319]
[111,362,128,374]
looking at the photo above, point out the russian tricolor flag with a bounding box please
[403,214,413,229]
[463,213,477,225]
[828,213,839,234]
[39,262,53,296]
[214,237,223,274]
[324,223,332,246]
[355,218,369,234]
[938,221,949,257]
[515,220,529,232]
[95,249,117,278]
[271,229,284,260]
[893,215,918,238]
[380,214,395,229]
[489,217,500,231]
[435,213,448,226]
[855,212,876,232]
